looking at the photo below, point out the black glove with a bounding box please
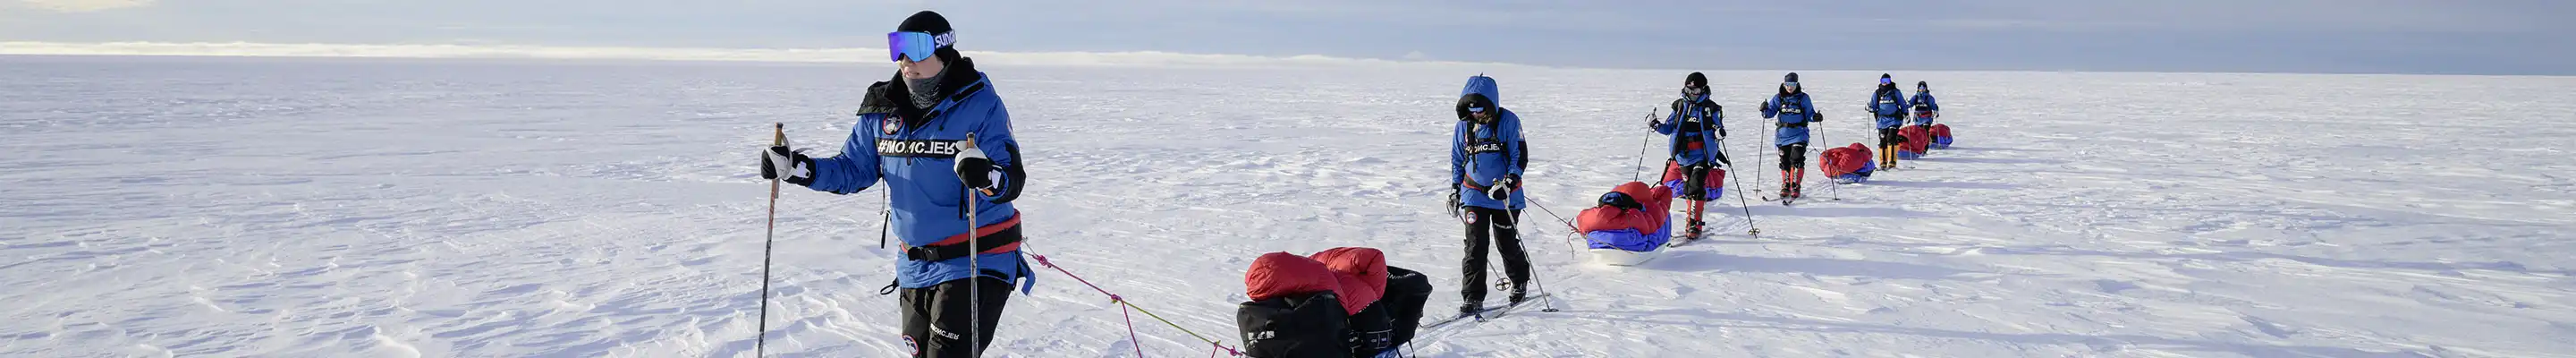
[762,146,816,186]
[1446,191,1463,217]
[1486,175,1517,200]
[953,144,998,192]
[1648,118,1662,131]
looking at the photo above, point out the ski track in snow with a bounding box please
[4,55,2573,357]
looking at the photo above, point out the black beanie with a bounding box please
[1784,72,1800,82]
[1881,73,1892,80]
[896,11,963,62]
[1918,81,1928,88]
[1684,72,1708,88]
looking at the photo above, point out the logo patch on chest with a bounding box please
[877,139,969,158]
[881,119,902,135]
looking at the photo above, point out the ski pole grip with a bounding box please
[960,133,999,197]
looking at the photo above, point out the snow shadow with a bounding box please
[1920,157,2068,166]
[1858,180,2021,191]
[1935,146,2054,153]
[1745,205,1934,219]
[1984,245,2568,277]
[1970,201,2560,230]
[1559,310,2430,357]
[1641,251,1980,281]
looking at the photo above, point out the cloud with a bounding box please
[18,0,154,13]
[0,41,1543,70]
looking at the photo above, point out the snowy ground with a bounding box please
[4,55,2573,357]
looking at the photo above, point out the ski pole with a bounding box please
[1826,113,1842,201]
[877,192,891,249]
[1527,245,1563,313]
[1755,124,1769,199]
[1632,109,1657,182]
[961,132,986,358]
[758,123,784,357]
[1720,139,1758,237]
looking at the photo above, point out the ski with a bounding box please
[1665,235,1699,248]
[1421,293,1555,330]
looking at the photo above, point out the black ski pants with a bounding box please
[900,276,1013,358]
[1459,207,1530,305]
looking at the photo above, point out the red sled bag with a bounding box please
[1898,126,1932,159]
[1930,124,1953,149]
[1311,248,1384,355]
[1579,182,1676,251]
[1822,143,1877,183]
[1239,252,1347,358]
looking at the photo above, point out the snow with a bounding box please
[4,54,2573,357]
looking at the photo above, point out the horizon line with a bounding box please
[0,41,2552,78]
[0,41,1550,70]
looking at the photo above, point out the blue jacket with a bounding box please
[1760,90,1820,147]
[1451,75,1527,210]
[1657,96,1725,166]
[1867,86,1911,129]
[1910,91,1940,124]
[802,58,1033,292]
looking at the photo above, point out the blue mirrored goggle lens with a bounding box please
[887,31,937,62]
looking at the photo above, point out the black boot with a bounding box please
[1458,302,1481,317]
[1507,286,1529,305]
[1685,218,1705,240]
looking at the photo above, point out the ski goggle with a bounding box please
[1784,81,1801,90]
[1462,95,1495,115]
[1682,86,1706,97]
[886,31,955,63]
[1880,77,1894,85]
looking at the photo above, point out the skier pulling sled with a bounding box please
[1820,143,1877,184]
[1649,72,1733,241]
[1910,81,1948,150]
[1577,182,1676,266]
[1758,72,1823,202]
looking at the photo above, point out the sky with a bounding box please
[4,0,2572,74]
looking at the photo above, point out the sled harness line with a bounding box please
[1029,251,1245,357]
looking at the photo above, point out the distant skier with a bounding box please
[1758,72,1822,200]
[1910,81,1941,132]
[1867,74,1911,168]
[1447,74,1533,317]
[1649,72,1732,239]
[759,11,1032,358]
